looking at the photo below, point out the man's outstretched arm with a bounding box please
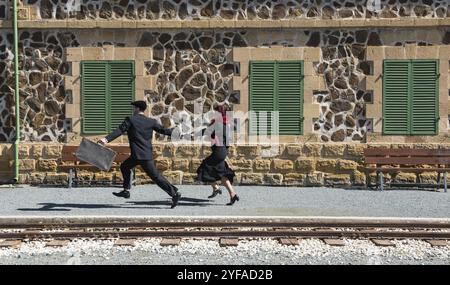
[153,121,174,137]
[99,117,131,144]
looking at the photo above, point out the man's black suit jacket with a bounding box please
[105,114,173,160]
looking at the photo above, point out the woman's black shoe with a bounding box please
[113,190,130,199]
[226,194,239,206]
[208,188,223,199]
[171,192,182,209]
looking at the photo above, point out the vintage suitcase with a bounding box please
[75,138,117,171]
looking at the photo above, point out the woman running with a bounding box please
[196,104,239,205]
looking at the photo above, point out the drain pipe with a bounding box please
[13,0,20,183]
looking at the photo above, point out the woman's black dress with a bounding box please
[196,122,235,183]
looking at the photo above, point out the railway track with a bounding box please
[0,218,449,242]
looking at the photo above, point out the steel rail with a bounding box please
[1,220,450,229]
[1,228,450,240]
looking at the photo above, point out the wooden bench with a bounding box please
[60,145,134,188]
[364,148,450,192]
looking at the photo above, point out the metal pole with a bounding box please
[13,0,20,183]
[444,172,447,193]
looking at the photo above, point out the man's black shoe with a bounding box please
[171,192,181,208]
[113,190,130,199]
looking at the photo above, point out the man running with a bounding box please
[99,100,181,208]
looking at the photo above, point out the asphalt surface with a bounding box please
[0,185,449,218]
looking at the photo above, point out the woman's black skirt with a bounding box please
[196,146,235,183]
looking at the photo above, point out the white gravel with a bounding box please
[0,238,449,264]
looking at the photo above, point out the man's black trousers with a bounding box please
[120,156,178,197]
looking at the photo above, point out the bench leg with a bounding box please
[68,169,73,188]
[444,172,447,193]
[379,172,384,191]
[74,168,78,187]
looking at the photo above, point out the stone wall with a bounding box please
[2,142,450,186]
[17,0,450,21]
[0,28,449,143]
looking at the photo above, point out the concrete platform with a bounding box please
[0,185,448,220]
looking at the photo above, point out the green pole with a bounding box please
[13,0,20,182]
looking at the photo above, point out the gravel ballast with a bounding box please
[0,238,449,265]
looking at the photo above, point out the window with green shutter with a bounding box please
[81,61,135,134]
[249,60,304,135]
[383,59,439,136]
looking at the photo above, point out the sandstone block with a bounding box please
[37,159,58,172]
[201,146,212,157]
[322,144,346,157]
[264,174,283,185]
[418,172,438,184]
[18,174,29,184]
[285,145,303,156]
[45,173,69,185]
[316,159,337,173]
[338,159,359,171]
[29,173,46,185]
[237,145,260,158]
[190,159,203,172]
[172,159,190,171]
[254,159,271,171]
[368,173,392,184]
[31,145,43,158]
[182,173,198,185]
[165,171,183,185]
[305,173,324,186]
[230,159,252,171]
[346,144,365,157]
[94,172,113,182]
[176,146,199,157]
[324,174,351,186]
[283,173,305,186]
[18,145,29,159]
[272,159,294,172]
[19,159,35,171]
[152,145,164,157]
[353,171,366,185]
[43,145,62,159]
[77,171,92,182]
[240,173,263,185]
[295,158,315,172]
[303,143,322,157]
[261,145,281,157]
[393,172,416,183]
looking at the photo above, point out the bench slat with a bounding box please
[364,148,450,157]
[365,168,450,172]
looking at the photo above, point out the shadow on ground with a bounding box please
[17,197,214,211]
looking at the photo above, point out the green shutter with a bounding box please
[383,60,410,135]
[277,61,303,135]
[411,60,438,135]
[109,61,135,132]
[249,61,304,135]
[81,61,135,135]
[383,59,439,136]
[81,61,108,134]
[249,61,276,135]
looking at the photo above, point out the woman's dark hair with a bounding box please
[214,104,230,124]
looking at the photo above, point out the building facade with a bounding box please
[0,0,449,186]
